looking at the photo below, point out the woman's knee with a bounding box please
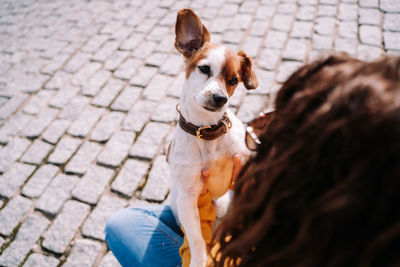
[105,207,146,238]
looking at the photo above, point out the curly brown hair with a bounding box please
[213,54,400,267]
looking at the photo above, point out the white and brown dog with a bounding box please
[167,9,258,267]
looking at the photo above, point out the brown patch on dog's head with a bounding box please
[221,50,242,96]
[175,9,210,58]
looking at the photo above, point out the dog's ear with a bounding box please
[175,9,210,58]
[238,51,258,90]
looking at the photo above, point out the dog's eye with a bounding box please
[198,65,211,75]
[228,77,238,86]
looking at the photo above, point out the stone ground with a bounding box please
[0,0,399,266]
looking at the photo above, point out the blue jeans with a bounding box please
[105,205,183,267]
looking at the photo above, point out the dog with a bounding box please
[167,9,258,267]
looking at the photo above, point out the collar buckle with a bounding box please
[196,125,212,140]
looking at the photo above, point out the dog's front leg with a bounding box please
[176,180,207,267]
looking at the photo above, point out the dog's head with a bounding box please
[175,9,258,113]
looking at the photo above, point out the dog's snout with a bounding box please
[213,94,227,106]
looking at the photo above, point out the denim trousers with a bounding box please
[105,205,184,267]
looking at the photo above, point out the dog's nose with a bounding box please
[213,94,228,106]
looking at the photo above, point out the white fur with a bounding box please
[168,45,251,267]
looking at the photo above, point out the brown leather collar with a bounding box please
[177,105,232,141]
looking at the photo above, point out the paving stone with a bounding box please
[334,38,357,55]
[104,50,130,71]
[130,122,171,159]
[0,214,50,267]
[97,131,135,168]
[22,164,59,198]
[42,119,71,144]
[276,60,303,83]
[65,142,102,175]
[271,14,294,32]
[71,62,103,87]
[58,96,90,120]
[120,33,145,51]
[383,13,400,32]
[360,0,378,7]
[24,253,60,267]
[63,239,103,267]
[135,18,158,33]
[296,6,315,21]
[380,0,400,12]
[143,74,174,102]
[249,20,269,37]
[93,40,120,62]
[132,41,158,59]
[222,30,243,44]
[82,34,109,52]
[44,71,72,90]
[338,21,358,39]
[90,112,125,142]
[21,107,59,139]
[258,48,281,71]
[145,52,169,68]
[35,173,79,216]
[167,72,185,98]
[338,3,358,21]
[82,70,112,97]
[0,112,32,143]
[264,30,287,49]
[359,8,381,25]
[241,36,263,58]
[151,97,179,123]
[160,54,183,76]
[111,86,142,112]
[312,34,333,50]
[209,17,231,34]
[92,79,125,108]
[282,38,308,61]
[0,163,36,198]
[357,45,384,61]
[0,93,28,120]
[111,159,150,197]
[41,53,70,75]
[72,165,114,205]
[291,20,313,39]
[237,94,269,123]
[64,52,92,73]
[317,5,337,17]
[99,251,121,267]
[23,90,55,115]
[141,155,170,201]
[48,136,82,165]
[48,85,80,109]
[229,13,253,31]
[82,195,127,240]
[315,17,336,36]
[253,69,275,95]
[0,195,32,236]
[42,200,90,254]
[21,139,53,165]
[114,58,142,80]
[359,25,382,46]
[68,106,105,138]
[383,32,400,51]
[0,138,31,174]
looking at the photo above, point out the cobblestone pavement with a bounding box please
[0,0,399,266]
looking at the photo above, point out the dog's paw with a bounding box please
[189,255,207,267]
[214,190,233,219]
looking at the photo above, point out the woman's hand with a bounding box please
[200,154,243,195]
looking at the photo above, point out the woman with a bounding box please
[214,54,400,266]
